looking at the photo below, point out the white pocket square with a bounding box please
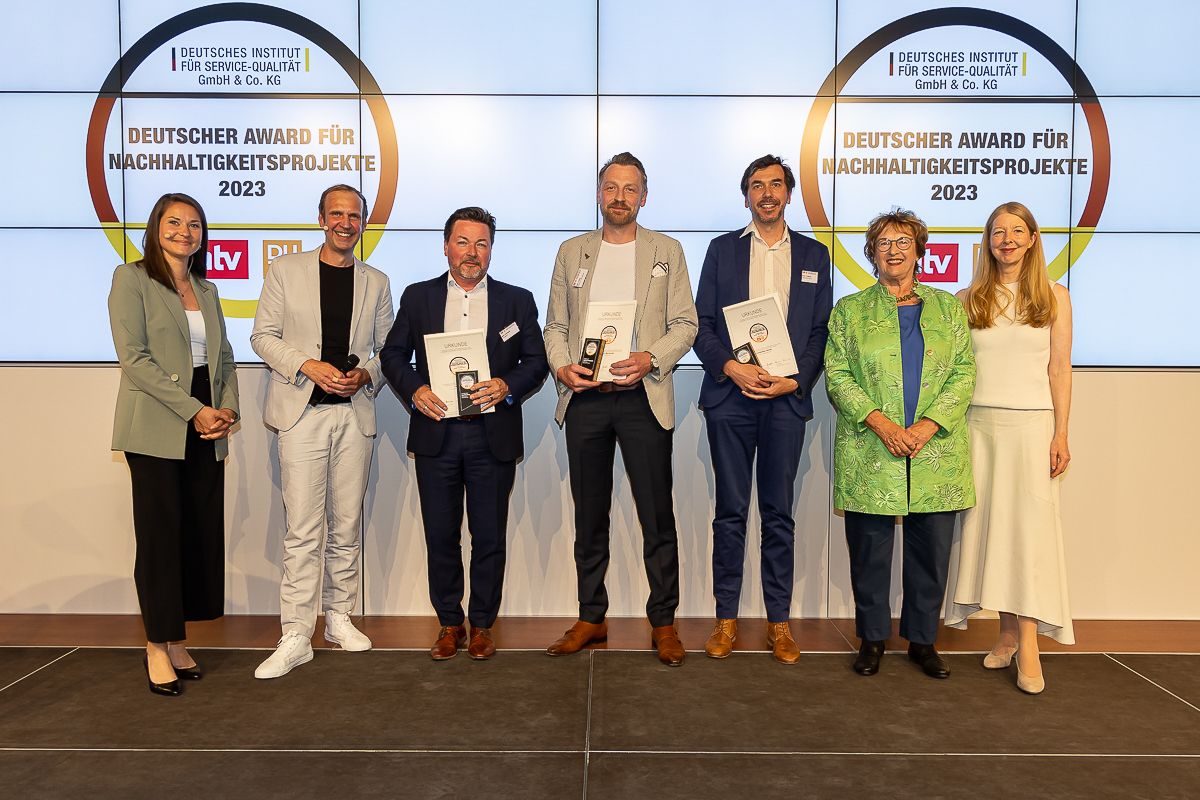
[651,262,669,277]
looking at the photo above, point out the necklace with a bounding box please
[174,276,191,298]
[894,288,918,303]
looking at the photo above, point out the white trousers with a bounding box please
[277,403,373,638]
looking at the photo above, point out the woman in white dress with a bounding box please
[945,202,1073,695]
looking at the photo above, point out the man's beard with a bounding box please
[453,258,486,282]
[601,202,637,227]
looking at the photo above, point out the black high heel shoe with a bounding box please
[172,664,202,680]
[143,654,182,696]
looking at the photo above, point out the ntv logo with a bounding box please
[206,240,249,279]
[919,243,958,282]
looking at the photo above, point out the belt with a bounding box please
[454,413,484,422]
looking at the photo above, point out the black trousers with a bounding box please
[125,370,225,643]
[565,385,679,628]
[843,509,955,645]
[414,418,515,629]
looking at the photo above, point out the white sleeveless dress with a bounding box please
[943,285,1074,644]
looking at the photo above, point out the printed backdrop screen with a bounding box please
[0,0,1195,367]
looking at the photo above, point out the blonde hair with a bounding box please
[965,202,1057,329]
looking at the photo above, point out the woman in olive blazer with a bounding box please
[108,193,239,696]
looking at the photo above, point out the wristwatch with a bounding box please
[649,354,659,372]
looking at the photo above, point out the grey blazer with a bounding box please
[250,247,394,435]
[544,225,698,430]
[109,262,240,460]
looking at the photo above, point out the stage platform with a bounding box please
[2,617,1198,798]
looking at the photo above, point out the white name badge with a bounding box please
[500,322,519,342]
[801,270,819,284]
[573,268,589,288]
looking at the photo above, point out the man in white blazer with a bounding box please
[250,184,394,678]
[543,153,698,666]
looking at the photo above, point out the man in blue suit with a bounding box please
[692,156,832,663]
[380,207,548,661]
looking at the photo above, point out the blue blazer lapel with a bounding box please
[735,233,752,304]
[486,280,505,360]
[785,227,802,328]
[427,273,448,335]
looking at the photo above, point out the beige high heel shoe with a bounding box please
[1016,659,1045,695]
[983,642,1017,669]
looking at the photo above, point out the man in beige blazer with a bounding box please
[543,152,698,666]
[250,185,394,678]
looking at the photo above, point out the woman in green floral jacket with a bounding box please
[825,209,976,681]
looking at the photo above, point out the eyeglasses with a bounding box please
[875,237,913,251]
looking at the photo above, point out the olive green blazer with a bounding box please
[109,262,240,460]
[825,281,976,515]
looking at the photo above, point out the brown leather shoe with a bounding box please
[430,625,466,660]
[546,620,608,656]
[767,621,801,664]
[468,627,496,660]
[705,618,738,658]
[651,625,686,667]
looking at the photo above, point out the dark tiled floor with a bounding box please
[588,652,1200,755]
[0,647,72,689]
[586,753,1200,799]
[0,648,589,751]
[2,751,584,800]
[1110,654,1200,708]
[1,647,1197,799]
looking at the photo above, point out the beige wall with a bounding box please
[2,365,1195,620]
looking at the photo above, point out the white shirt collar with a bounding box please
[740,221,791,247]
[448,273,487,295]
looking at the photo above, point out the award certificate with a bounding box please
[582,300,636,380]
[423,328,493,418]
[722,293,798,377]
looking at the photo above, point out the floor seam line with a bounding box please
[0,647,79,694]
[582,649,594,800]
[0,747,585,754]
[1105,653,1200,714]
[1,747,1194,758]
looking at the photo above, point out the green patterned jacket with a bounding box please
[825,281,976,515]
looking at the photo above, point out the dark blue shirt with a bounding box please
[898,303,924,428]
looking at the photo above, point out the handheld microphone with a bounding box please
[312,353,361,404]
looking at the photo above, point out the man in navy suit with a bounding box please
[380,207,548,661]
[692,156,832,664]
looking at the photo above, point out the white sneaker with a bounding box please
[254,631,313,679]
[324,611,372,652]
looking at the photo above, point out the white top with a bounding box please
[742,222,792,318]
[445,273,488,333]
[592,240,637,350]
[970,283,1053,410]
[184,309,208,367]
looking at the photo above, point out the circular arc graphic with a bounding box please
[799,7,1110,289]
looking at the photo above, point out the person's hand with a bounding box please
[742,374,799,400]
[470,377,510,411]
[723,360,769,393]
[327,367,370,397]
[906,418,940,457]
[413,385,447,420]
[1050,433,1071,478]
[193,406,232,439]
[558,363,602,393]
[865,410,918,457]
[610,351,653,385]
[300,359,347,396]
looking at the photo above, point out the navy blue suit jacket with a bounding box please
[692,227,832,417]
[380,273,548,462]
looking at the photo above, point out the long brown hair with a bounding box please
[965,202,1056,329]
[139,193,209,291]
